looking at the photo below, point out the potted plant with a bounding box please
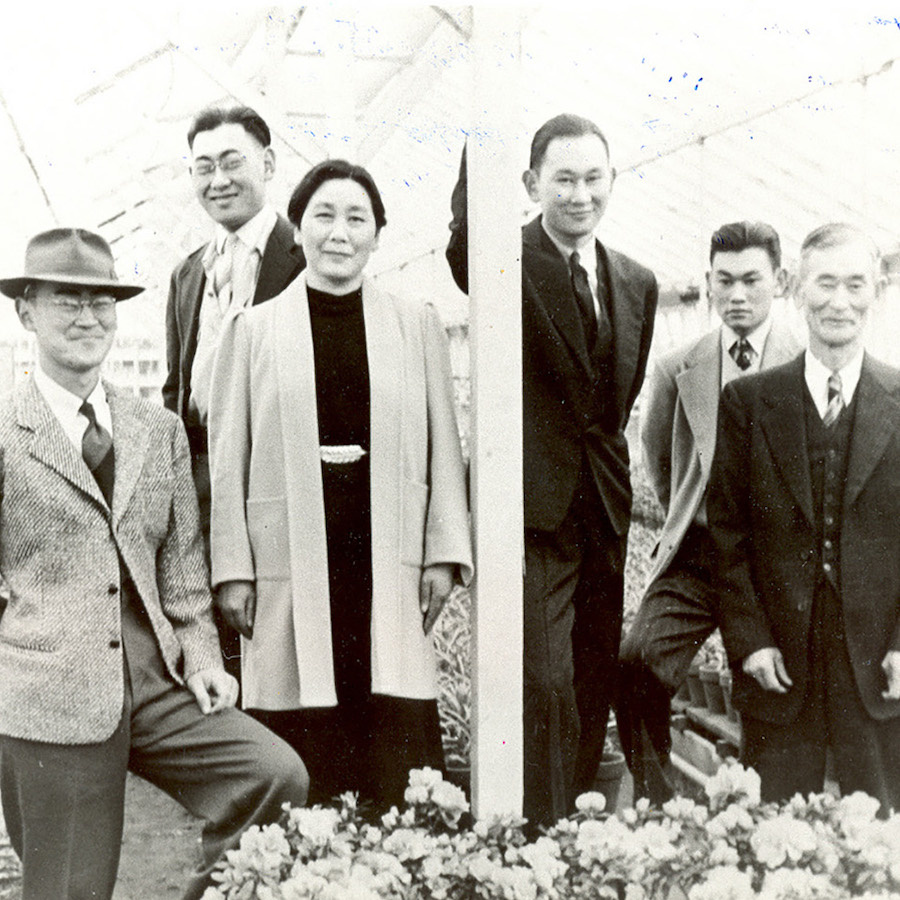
[592,729,627,813]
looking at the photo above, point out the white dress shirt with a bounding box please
[543,225,602,320]
[33,367,112,450]
[804,348,864,419]
[190,204,278,421]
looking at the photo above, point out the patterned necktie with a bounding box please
[569,251,596,333]
[80,400,113,471]
[212,233,236,304]
[823,372,844,428]
[730,337,753,371]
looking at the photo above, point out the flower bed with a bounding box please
[203,764,900,900]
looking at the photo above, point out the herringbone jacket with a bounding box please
[0,377,221,744]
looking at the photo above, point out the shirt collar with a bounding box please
[804,346,864,408]
[541,220,597,272]
[721,315,774,357]
[33,367,111,446]
[214,204,277,257]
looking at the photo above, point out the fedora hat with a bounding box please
[0,228,144,300]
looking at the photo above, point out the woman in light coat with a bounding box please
[208,159,472,812]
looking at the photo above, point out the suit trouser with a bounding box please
[0,597,308,900]
[616,527,718,804]
[741,578,900,813]
[523,486,624,829]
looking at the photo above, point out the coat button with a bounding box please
[109,639,121,649]
[108,584,118,595]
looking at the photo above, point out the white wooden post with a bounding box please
[468,7,524,819]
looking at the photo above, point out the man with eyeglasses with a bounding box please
[163,104,305,678]
[0,227,308,900]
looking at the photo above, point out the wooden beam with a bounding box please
[468,7,524,819]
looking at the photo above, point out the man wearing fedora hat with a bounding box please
[0,227,308,900]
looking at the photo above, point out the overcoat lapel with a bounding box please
[181,254,206,411]
[759,358,815,528]
[273,276,333,694]
[677,331,721,480]
[107,385,149,521]
[844,359,900,510]
[17,378,106,509]
[362,277,402,607]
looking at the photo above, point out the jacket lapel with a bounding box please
[759,356,815,528]
[253,215,305,305]
[603,243,644,411]
[844,357,900,510]
[677,330,721,480]
[181,251,207,412]
[523,219,593,376]
[106,385,149,521]
[16,378,107,509]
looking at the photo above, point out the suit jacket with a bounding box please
[446,160,658,535]
[707,353,900,724]
[162,213,306,422]
[207,274,473,708]
[0,378,220,744]
[641,319,801,583]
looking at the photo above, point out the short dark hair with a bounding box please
[287,159,387,233]
[709,221,782,270]
[529,113,610,171]
[187,105,271,150]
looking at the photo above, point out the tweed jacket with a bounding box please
[708,354,900,724]
[640,318,801,583]
[162,213,306,421]
[208,274,473,709]
[0,378,221,744]
[446,164,658,536]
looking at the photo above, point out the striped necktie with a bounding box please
[823,372,844,428]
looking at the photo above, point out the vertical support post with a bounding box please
[468,7,524,818]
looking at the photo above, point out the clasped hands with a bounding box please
[743,646,900,700]
[216,562,456,641]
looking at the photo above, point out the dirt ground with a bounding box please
[0,773,202,900]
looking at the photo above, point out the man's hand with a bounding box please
[882,650,900,701]
[742,647,793,693]
[216,580,256,639]
[186,668,238,714]
[419,564,455,635]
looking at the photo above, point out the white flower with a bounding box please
[750,815,818,868]
[758,867,841,899]
[287,806,342,848]
[689,866,756,900]
[574,791,607,816]
[705,761,762,810]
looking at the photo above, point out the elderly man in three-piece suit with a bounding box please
[708,223,900,810]
[447,114,658,827]
[163,104,305,677]
[0,228,308,900]
[617,222,801,803]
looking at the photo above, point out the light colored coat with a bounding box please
[640,318,801,583]
[0,379,220,744]
[208,274,473,710]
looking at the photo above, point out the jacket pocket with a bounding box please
[402,480,429,567]
[246,497,291,580]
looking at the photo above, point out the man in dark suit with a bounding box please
[617,222,801,803]
[447,114,658,826]
[0,228,308,900]
[163,104,305,674]
[708,223,900,810]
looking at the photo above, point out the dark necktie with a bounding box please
[730,337,753,371]
[823,372,844,428]
[80,400,113,471]
[569,251,597,333]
